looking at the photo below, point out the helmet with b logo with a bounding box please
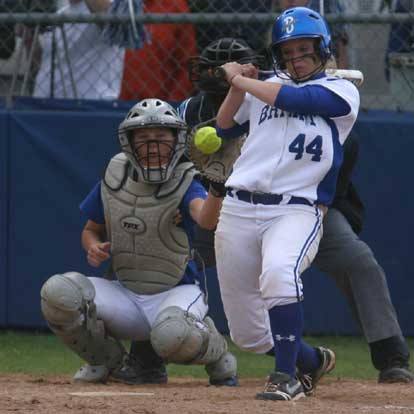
[269,7,332,81]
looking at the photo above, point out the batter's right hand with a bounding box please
[87,241,111,267]
[221,62,244,84]
[241,63,259,79]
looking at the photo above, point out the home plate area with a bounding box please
[1,374,413,414]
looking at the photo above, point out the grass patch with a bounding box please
[0,331,412,380]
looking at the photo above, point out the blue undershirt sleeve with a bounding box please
[180,180,208,222]
[275,84,350,117]
[79,181,105,224]
[216,121,249,139]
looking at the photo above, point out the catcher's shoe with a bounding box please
[296,346,336,396]
[255,371,305,401]
[379,364,413,384]
[73,364,109,383]
[110,354,168,385]
[209,375,239,386]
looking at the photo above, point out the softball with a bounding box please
[194,127,222,154]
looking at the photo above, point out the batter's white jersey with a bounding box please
[226,75,360,205]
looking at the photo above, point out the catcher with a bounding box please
[40,98,238,386]
[111,38,258,385]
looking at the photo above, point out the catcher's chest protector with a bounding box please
[101,154,196,294]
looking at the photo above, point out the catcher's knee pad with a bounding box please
[40,271,95,329]
[150,306,207,363]
[150,307,236,378]
[40,272,125,371]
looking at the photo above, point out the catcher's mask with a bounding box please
[269,7,332,83]
[188,37,265,93]
[118,99,188,184]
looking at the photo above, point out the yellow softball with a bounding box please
[194,127,222,154]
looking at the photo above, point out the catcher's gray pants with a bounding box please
[312,208,402,343]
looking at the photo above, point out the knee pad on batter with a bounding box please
[40,272,125,371]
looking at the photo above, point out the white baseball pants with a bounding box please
[88,278,208,341]
[215,196,323,353]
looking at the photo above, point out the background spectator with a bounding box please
[32,0,124,99]
[119,0,197,102]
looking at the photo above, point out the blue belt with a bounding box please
[227,188,313,207]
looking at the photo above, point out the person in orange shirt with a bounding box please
[120,0,196,102]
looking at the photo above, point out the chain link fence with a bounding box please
[0,0,413,111]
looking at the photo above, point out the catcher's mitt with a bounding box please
[187,120,245,183]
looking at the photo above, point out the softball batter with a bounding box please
[215,7,360,400]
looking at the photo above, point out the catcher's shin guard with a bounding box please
[202,316,238,382]
[150,306,237,381]
[40,272,125,377]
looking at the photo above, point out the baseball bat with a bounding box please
[213,66,364,87]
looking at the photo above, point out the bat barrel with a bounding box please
[213,66,364,86]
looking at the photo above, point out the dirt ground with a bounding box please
[1,374,414,414]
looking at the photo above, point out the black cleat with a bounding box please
[110,354,168,385]
[256,371,305,401]
[379,366,413,383]
[296,346,336,396]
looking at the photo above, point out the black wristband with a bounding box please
[209,181,227,198]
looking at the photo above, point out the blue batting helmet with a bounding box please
[270,7,332,77]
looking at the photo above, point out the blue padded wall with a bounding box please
[0,102,413,336]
